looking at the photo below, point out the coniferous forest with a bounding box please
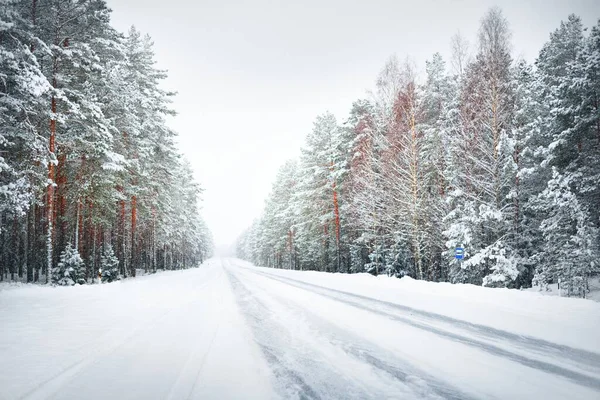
[237,9,600,297]
[0,0,213,284]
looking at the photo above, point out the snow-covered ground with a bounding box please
[524,276,600,302]
[1,258,599,399]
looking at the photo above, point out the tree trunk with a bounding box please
[75,198,80,251]
[47,90,56,284]
[30,0,37,52]
[13,216,19,281]
[117,190,126,276]
[34,202,41,282]
[85,198,93,268]
[56,153,67,259]
[152,208,156,272]
[25,203,32,282]
[332,180,341,273]
[130,195,137,277]
[91,224,97,283]
[0,216,4,282]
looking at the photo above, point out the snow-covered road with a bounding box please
[2,258,600,399]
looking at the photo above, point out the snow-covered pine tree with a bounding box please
[531,169,598,297]
[100,244,119,283]
[366,56,405,275]
[444,8,518,287]
[510,59,547,288]
[380,61,430,279]
[420,53,455,281]
[531,15,600,296]
[296,113,348,272]
[234,8,598,292]
[344,99,380,273]
[0,0,51,282]
[257,161,300,269]
[0,1,213,284]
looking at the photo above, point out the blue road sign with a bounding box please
[455,247,464,260]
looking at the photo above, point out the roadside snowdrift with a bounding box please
[236,261,600,354]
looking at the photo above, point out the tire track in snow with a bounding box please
[231,266,477,400]
[184,267,226,400]
[248,267,600,364]
[228,264,436,399]
[162,266,226,400]
[224,264,323,400]
[243,267,600,392]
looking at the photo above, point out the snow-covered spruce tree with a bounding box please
[531,170,598,296]
[100,244,119,283]
[530,16,600,296]
[53,243,86,286]
[509,59,547,288]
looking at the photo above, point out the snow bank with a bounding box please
[0,260,273,400]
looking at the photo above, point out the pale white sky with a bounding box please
[105,0,599,249]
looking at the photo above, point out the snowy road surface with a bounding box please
[2,258,600,399]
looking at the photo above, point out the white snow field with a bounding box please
[1,258,600,400]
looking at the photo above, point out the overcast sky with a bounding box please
[105,0,599,249]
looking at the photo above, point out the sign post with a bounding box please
[455,247,464,269]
